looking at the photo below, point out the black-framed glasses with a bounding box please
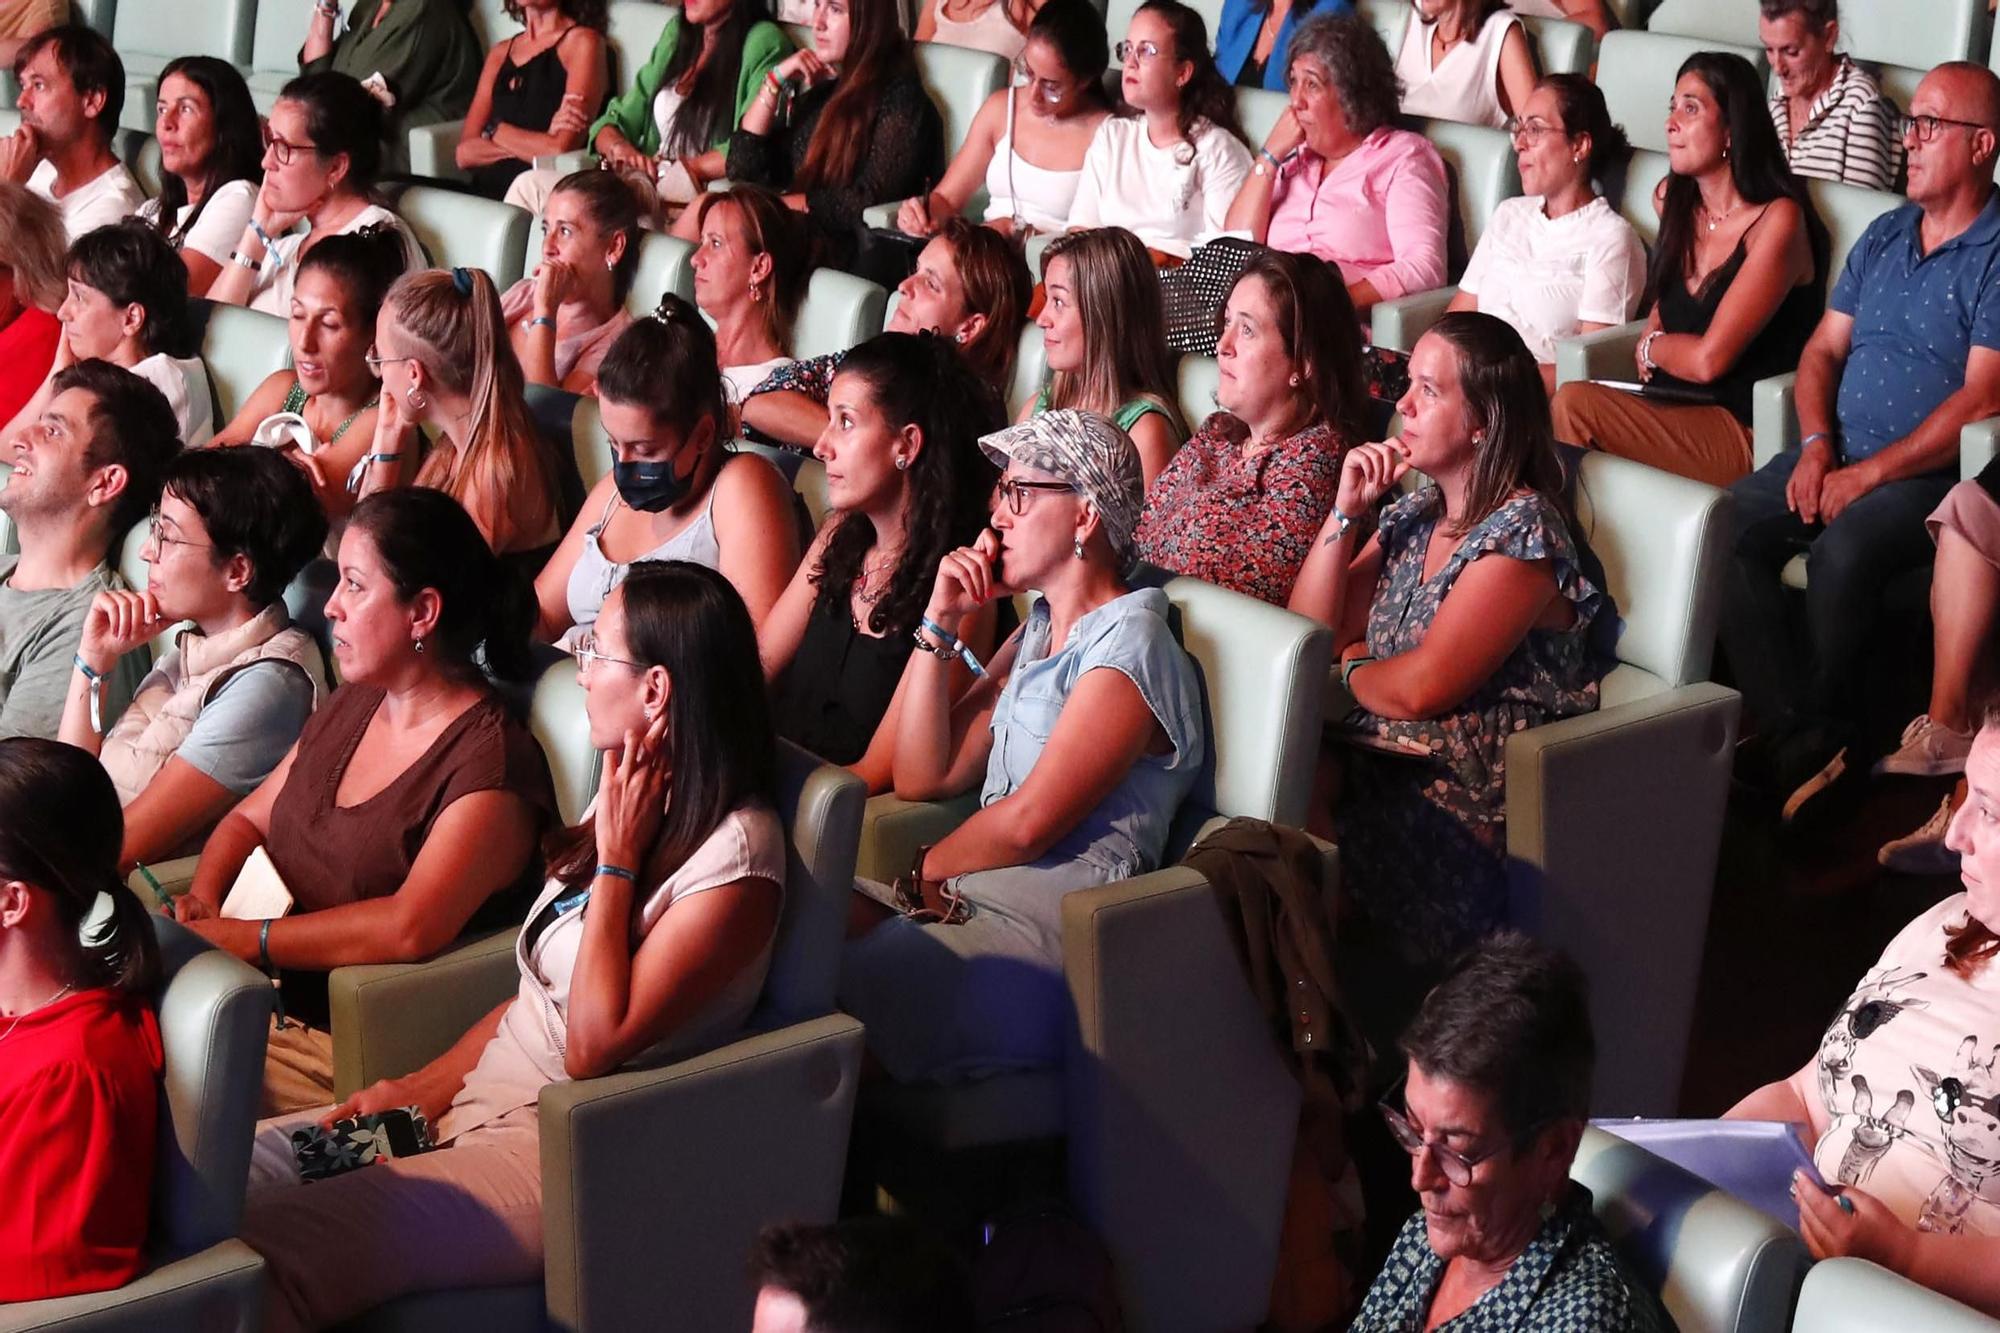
[1114,38,1163,65]
[260,123,310,167]
[1504,117,1565,144]
[995,477,1077,515]
[1901,113,1995,143]
[146,508,212,552]
[1377,1077,1509,1188]
[574,628,644,675]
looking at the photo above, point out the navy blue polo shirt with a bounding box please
[1833,194,2000,461]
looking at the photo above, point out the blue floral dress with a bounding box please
[1335,486,1607,962]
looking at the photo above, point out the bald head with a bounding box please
[1922,62,2000,130]
[1906,62,2000,207]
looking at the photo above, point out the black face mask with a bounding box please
[613,457,692,513]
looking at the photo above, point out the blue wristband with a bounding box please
[594,864,638,883]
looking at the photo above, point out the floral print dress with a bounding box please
[1335,486,1607,963]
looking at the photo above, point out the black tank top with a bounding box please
[469,27,580,200]
[774,594,914,768]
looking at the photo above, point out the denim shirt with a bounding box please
[981,587,1205,880]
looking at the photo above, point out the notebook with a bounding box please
[219,845,295,921]
[1592,1117,1826,1230]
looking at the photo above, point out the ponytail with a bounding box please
[90,881,163,994]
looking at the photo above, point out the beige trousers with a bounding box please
[262,1017,336,1118]
[1550,380,1753,488]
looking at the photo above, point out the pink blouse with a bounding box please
[1267,127,1449,302]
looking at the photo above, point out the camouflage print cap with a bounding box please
[977,408,1145,569]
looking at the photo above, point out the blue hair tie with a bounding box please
[451,266,473,297]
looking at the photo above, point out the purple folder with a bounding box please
[1592,1117,1825,1230]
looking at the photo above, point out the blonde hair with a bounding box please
[0,182,70,312]
[1040,228,1185,437]
[386,267,560,554]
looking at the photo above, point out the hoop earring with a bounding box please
[406,388,429,412]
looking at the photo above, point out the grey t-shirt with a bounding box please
[168,659,317,794]
[0,557,141,740]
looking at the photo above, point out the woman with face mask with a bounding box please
[533,295,801,647]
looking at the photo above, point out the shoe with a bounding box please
[1879,796,1961,876]
[1782,747,1847,823]
[1874,715,1974,778]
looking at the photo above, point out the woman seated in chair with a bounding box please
[914,0,1038,59]
[0,185,71,427]
[689,186,809,406]
[213,225,411,530]
[897,0,1113,241]
[1762,0,1901,192]
[454,0,608,201]
[1136,250,1367,607]
[237,561,785,1330]
[0,739,164,1304]
[1065,0,1252,260]
[743,218,1030,453]
[1551,51,1827,489]
[300,0,483,168]
[1354,931,1670,1333]
[4,221,215,448]
[503,170,637,396]
[536,296,800,644]
[841,409,1205,1082]
[208,73,425,319]
[1024,227,1186,485]
[1225,13,1449,316]
[1449,75,1647,395]
[174,489,556,1115]
[761,333,1004,790]
[1392,0,1537,131]
[710,0,945,272]
[134,57,262,297]
[354,267,569,571]
[1728,706,2000,1317]
[58,449,330,873]
[1290,313,1606,981]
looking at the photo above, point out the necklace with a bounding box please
[1700,198,1746,234]
[0,981,76,1045]
[856,549,901,605]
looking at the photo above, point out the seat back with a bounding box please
[1235,87,1290,149]
[914,42,1010,165]
[607,0,678,89]
[629,230,697,312]
[794,268,888,362]
[1643,0,1759,45]
[115,0,254,63]
[1103,0,1224,56]
[284,558,340,687]
[1008,322,1048,419]
[150,916,275,1258]
[470,0,525,47]
[1596,31,1765,153]
[198,301,291,428]
[1521,13,1593,75]
[755,743,867,1029]
[1808,177,1903,285]
[530,656,602,828]
[571,394,613,491]
[252,0,317,76]
[1354,0,1409,54]
[1177,353,1219,428]
[1572,1127,1808,1333]
[394,186,532,290]
[1793,1257,2000,1332]
[120,128,162,197]
[1604,147,1672,249]
[1416,117,1520,263]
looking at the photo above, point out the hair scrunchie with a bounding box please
[451,266,474,297]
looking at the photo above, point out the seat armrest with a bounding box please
[854,790,982,882]
[860,201,897,229]
[329,930,519,1098]
[539,1014,864,1332]
[407,120,470,184]
[1963,416,2000,482]
[1751,372,1799,471]
[1554,318,1647,388]
[1369,286,1460,354]
[125,854,203,909]
[533,149,594,175]
[0,1239,265,1332]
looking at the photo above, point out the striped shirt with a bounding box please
[1769,57,1903,193]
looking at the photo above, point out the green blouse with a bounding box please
[588,18,792,159]
[1031,389,1182,439]
[304,0,483,150]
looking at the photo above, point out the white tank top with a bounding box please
[983,85,1086,234]
[931,0,1026,59]
[1394,10,1521,130]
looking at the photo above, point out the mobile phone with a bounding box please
[291,1105,436,1181]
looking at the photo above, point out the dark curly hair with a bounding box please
[505,0,609,26]
[813,332,1002,638]
[1285,12,1400,139]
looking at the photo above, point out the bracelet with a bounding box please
[594,864,639,883]
[258,917,275,971]
[1638,330,1662,374]
[916,616,988,679]
[344,451,403,493]
[528,315,557,330]
[1321,507,1356,546]
[228,249,262,270]
[72,654,105,735]
[1801,431,1836,450]
[1259,146,1282,168]
[919,615,960,650]
[248,216,277,250]
[132,861,171,911]
[1339,654,1377,691]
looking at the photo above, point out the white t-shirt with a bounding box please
[134,179,258,266]
[247,203,425,317]
[1065,115,1252,260]
[1395,10,1521,130]
[27,158,147,242]
[1457,195,1646,364]
[130,351,214,448]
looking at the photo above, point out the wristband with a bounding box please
[1801,431,1836,450]
[1339,654,1377,691]
[1322,507,1356,545]
[133,861,171,911]
[528,315,556,330]
[1638,329,1662,374]
[228,249,262,270]
[1259,146,1282,168]
[593,864,639,883]
[72,654,104,735]
[916,616,987,679]
[258,917,275,971]
[345,451,402,493]
[919,615,960,650]
[248,215,277,250]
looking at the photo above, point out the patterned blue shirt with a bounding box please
[1831,195,2000,463]
[1351,1183,1674,1333]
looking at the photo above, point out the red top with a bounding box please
[0,986,163,1302]
[0,307,62,427]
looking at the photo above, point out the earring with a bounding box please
[413,636,426,654]
[749,281,763,303]
[1472,431,1485,444]
[406,388,429,412]
[1073,537,1085,560]
[1722,142,1731,160]
[1572,154,1583,164]
[894,456,909,471]
[1288,373,1301,387]
[954,330,967,344]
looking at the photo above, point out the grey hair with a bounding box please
[1758,0,1838,26]
[1285,12,1401,139]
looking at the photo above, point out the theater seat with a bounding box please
[391,185,533,290]
[198,301,290,428]
[0,919,273,1333]
[1595,31,1765,155]
[1008,323,1047,420]
[1178,352,1219,428]
[1371,117,1521,352]
[113,0,256,132]
[1235,87,1289,151]
[326,744,867,1333]
[794,268,888,361]
[1571,1126,1808,1333]
[245,0,317,113]
[628,230,696,312]
[1792,1257,2000,1332]
[915,42,1010,168]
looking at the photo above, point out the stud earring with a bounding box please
[1288,373,1301,387]
[894,456,909,471]
[954,330,967,344]
[413,636,426,654]
[1073,537,1085,560]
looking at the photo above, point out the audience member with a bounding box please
[208,73,425,319]
[915,0,1035,58]
[1762,0,1901,191]
[0,738,163,1304]
[1066,0,1252,259]
[750,1218,977,1333]
[237,560,783,1326]
[134,58,262,298]
[6,221,214,447]
[0,359,178,739]
[504,169,637,394]
[762,332,1004,789]
[1027,226,1187,485]
[1353,932,1669,1332]
[1724,63,2000,823]
[0,24,143,240]
[456,0,608,200]
[1728,706,2000,1315]
[1292,314,1606,972]
[356,266,568,565]
[745,218,1030,451]
[0,0,61,68]
[1215,0,1353,92]
[1137,250,1366,606]
[1552,51,1827,488]
[301,0,484,170]
[1226,13,1449,315]
[0,182,66,425]
[689,186,808,404]
[841,408,1205,1081]
[1506,0,1612,38]
[536,296,799,642]
[897,0,1112,240]
[59,448,328,869]
[1394,0,1536,130]
[174,488,555,1114]
[212,225,410,530]
[1450,75,1645,393]
[718,0,945,272]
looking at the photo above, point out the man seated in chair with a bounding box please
[1722,62,2000,820]
[0,359,175,739]
[0,24,143,240]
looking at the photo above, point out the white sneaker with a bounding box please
[1875,715,1974,778]
[1782,747,1847,823]
[1879,796,1961,876]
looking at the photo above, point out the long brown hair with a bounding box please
[1228,251,1369,445]
[795,0,916,191]
[1040,227,1185,437]
[695,186,811,350]
[1423,311,1567,537]
[936,216,1030,388]
[1129,0,1245,143]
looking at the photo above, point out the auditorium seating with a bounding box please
[196,301,290,427]
[113,0,255,133]
[1595,30,1766,154]
[391,183,533,288]
[1369,116,1522,352]
[1793,1258,2000,1332]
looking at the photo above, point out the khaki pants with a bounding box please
[1550,380,1753,488]
[262,1017,335,1118]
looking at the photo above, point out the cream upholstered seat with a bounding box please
[115,0,255,131]
[391,185,533,289]
[197,301,290,429]
[1792,1257,2000,1333]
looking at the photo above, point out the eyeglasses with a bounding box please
[1901,113,1995,143]
[260,123,311,167]
[146,508,213,552]
[1114,38,1163,65]
[574,628,644,675]
[1504,117,1565,144]
[1377,1077,1510,1188]
[363,346,418,371]
[1011,56,1067,100]
[995,477,1077,515]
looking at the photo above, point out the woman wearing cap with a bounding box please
[839,407,1206,1081]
